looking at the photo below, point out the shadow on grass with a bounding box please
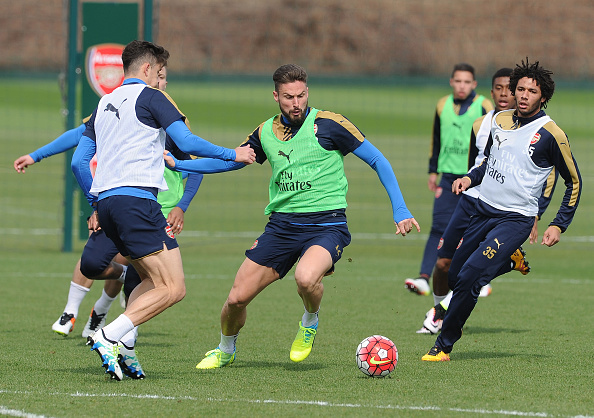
[462,326,530,335]
[223,361,327,372]
[452,350,549,360]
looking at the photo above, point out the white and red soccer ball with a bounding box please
[356,335,398,377]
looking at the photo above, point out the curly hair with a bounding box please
[510,58,555,109]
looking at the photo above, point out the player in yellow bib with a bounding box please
[165,64,420,368]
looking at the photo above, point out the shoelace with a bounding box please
[302,327,317,344]
[59,313,73,325]
[89,311,106,329]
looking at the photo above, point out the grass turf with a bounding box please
[0,76,592,417]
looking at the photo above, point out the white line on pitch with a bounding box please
[0,405,54,418]
[1,390,592,418]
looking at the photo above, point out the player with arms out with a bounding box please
[71,40,255,380]
[164,63,420,369]
[416,67,557,334]
[422,58,581,361]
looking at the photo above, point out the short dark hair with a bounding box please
[491,67,513,87]
[510,58,555,109]
[122,40,170,73]
[273,64,308,92]
[451,63,475,79]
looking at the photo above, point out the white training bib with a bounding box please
[478,110,553,216]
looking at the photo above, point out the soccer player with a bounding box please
[422,58,582,361]
[164,63,420,369]
[13,67,201,349]
[14,118,130,338]
[405,63,494,297]
[415,67,556,334]
[71,40,256,380]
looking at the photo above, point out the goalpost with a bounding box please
[62,0,153,251]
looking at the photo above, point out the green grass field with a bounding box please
[0,76,592,417]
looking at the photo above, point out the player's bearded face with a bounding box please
[274,81,309,126]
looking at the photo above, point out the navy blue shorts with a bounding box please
[97,195,178,260]
[245,216,351,279]
[80,229,120,278]
[436,193,478,260]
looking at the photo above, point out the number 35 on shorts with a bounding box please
[482,246,497,259]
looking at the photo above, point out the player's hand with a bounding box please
[541,225,561,247]
[87,211,101,232]
[14,155,35,173]
[529,216,539,244]
[394,217,420,237]
[452,177,471,195]
[167,207,185,235]
[163,151,178,169]
[427,173,438,192]
[234,145,256,164]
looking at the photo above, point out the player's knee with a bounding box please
[294,272,321,295]
[80,256,110,279]
[451,265,481,293]
[226,294,249,310]
[168,278,186,305]
[435,258,452,273]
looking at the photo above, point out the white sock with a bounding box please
[93,289,117,316]
[301,307,319,328]
[219,332,238,354]
[439,291,453,310]
[63,281,90,317]
[433,292,448,306]
[117,265,128,284]
[101,314,134,343]
[120,326,138,348]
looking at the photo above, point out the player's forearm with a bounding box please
[71,135,97,208]
[176,173,203,212]
[166,120,236,161]
[176,158,245,174]
[353,140,412,222]
[30,124,85,162]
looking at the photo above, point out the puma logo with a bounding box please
[494,238,504,249]
[495,134,508,149]
[278,149,293,163]
[336,245,342,257]
[104,98,127,120]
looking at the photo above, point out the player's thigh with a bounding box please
[464,217,533,276]
[133,245,184,290]
[227,257,279,306]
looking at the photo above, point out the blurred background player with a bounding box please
[14,117,129,338]
[164,63,419,369]
[422,58,581,361]
[416,67,557,334]
[405,63,493,296]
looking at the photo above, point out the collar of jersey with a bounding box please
[122,78,147,86]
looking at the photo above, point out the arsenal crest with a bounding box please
[530,133,541,145]
[85,43,125,97]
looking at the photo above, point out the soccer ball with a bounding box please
[356,335,398,377]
